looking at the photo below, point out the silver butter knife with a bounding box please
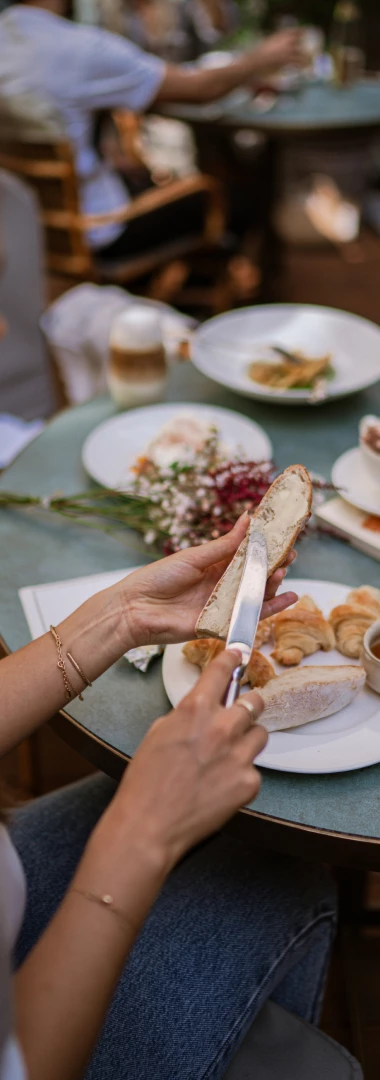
[223,530,268,708]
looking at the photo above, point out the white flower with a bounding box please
[144,529,156,545]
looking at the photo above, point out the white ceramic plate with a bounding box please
[192,304,380,405]
[162,579,380,774]
[82,403,272,489]
[332,447,380,516]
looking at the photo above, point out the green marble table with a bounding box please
[161,79,380,133]
[2,359,380,868]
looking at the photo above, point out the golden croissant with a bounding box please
[182,639,275,688]
[330,586,380,659]
[182,638,224,671]
[254,618,273,649]
[241,649,276,688]
[347,586,380,616]
[271,595,335,667]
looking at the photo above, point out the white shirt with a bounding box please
[0,7,165,247]
[0,827,27,1080]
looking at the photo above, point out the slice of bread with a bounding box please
[257,665,365,732]
[196,464,312,640]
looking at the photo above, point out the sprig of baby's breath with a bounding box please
[0,453,333,553]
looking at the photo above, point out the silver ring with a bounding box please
[235,698,257,723]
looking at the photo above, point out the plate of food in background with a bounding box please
[163,578,380,774]
[82,403,272,490]
[191,304,380,405]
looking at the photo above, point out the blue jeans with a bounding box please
[10,774,337,1080]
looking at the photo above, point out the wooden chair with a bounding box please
[0,126,225,300]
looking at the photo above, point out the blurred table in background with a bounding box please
[160,80,380,133]
[160,80,380,298]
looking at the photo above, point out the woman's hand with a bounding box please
[102,649,267,873]
[116,513,298,649]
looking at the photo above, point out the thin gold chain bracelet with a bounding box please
[70,887,137,935]
[50,625,83,701]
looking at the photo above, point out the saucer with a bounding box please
[332,447,380,516]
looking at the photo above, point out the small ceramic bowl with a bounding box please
[359,415,380,486]
[362,619,380,694]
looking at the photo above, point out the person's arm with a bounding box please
[0,587,126,755]
[0,515,297,755]
[15,650,267,1080]
[154,28,303,104]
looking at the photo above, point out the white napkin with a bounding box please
[0,414,44,469]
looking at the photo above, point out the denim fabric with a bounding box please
[10,774,337,1080]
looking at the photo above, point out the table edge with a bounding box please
[3,633,380,868]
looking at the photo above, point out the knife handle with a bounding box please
[223,664,246,708]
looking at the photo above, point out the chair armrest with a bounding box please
[42,174,225,243]
[0,153,70,178]
[57,174,222,230]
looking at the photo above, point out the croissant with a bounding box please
[242,650,276,689]
[182,638,224,671]
[182,640,275,689]
[271,595,335,667]
[329,591,380,660]
[254,618,273,649]
[346,586,380,617]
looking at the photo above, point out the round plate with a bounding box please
[82,403,272,489]
[162,579,380,775]
[192,304,380,405]
[332,447,380,516]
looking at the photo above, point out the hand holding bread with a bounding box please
[196,464,311,640]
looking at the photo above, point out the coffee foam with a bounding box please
[110,307,163,351]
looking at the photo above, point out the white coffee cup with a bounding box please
[359,415,380,487]
[362,619,380,694]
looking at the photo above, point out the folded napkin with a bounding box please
[0,414,44,469]
[316,497,380,561]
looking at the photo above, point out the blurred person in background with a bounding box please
[0,0,303,263]
[122,0,182,63]
[120,0,240,64]
[177,0,240,63]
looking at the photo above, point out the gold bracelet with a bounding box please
[50,625,83,702]
[70,887,136,934]
[66,651,92,689]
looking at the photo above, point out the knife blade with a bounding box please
[223,530,268,708]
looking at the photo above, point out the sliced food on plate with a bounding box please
[133,412,220,473]
[257,666,365,732]
[81,401,272,490]
[191,304,380,406]
[247,349,333,392]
